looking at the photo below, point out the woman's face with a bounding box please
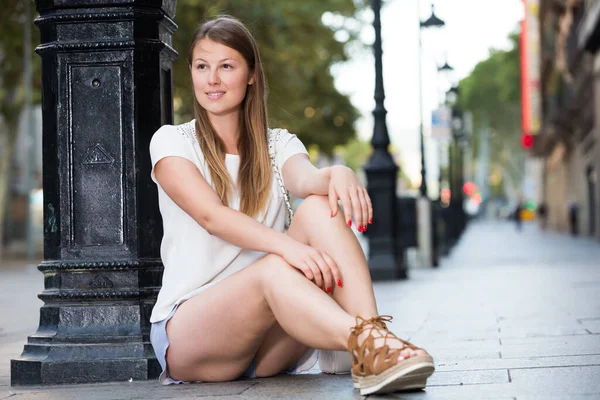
[190,38,255,118]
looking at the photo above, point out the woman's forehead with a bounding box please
[193,39,242,61]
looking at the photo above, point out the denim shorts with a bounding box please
[150,298,319,385]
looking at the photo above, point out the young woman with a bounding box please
[149,15,434,396]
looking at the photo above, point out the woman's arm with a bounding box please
[282,155,372,229]
[154,156,297,255]
[154,155,342,288]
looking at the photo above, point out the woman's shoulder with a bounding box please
[267,127,295,145]
[153,120,196,140]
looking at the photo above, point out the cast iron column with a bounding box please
[364,0,405,280]
[11,0,177,385]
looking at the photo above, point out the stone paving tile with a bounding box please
[578,318,600,334]
[427,369,508,386]
[517,396,600,400]
[5,380,258,400]
[435,354,600,372]
[410,328,501,342]
[371,392,515,400]
[498,326,590,338]
[500,335,600,359]
[509,365,600,396]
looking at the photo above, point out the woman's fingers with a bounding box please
[357,188,369,229]
[321,250,342,288]
[305,258,323,289]
[340,191,353,227]
[314,256,333,292]
[348,186,363,230]
[364,187,373,224]
[328,185,339,218]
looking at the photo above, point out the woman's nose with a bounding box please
[208,68,220,85]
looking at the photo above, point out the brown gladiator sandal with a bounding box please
[350,316,391,389]
[348,315,435,395]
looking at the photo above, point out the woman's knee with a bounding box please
[294,195,330,219]
[257,254,301,293]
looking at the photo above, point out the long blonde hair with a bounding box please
[188,16,271,218]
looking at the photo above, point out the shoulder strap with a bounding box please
[269,129,294,226]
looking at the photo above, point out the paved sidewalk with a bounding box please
[1,220,600,399]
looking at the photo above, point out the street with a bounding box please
[1,220,599,399]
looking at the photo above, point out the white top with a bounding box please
[149,120,309,323]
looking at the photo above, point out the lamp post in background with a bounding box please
[430,58,454,266]
[416,2,445,268]
[418,3,445,197]
[363,0,405,280]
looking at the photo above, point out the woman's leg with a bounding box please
[165,253,356,382]
[287,195,379,317]
[251,195,422,376]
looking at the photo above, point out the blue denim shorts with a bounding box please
[150,299,319,385]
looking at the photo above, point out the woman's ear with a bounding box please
[248,74,255,85]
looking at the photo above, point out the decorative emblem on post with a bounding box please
[83,144,114,165]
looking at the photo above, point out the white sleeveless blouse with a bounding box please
[149,120,309,323]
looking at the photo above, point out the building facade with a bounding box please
[536,0,600,238]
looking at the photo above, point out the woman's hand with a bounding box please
[328,166,373,231]
[281,240,342,292]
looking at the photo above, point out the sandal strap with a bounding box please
[348,315,421,377]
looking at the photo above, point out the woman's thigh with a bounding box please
[165,254,280,382]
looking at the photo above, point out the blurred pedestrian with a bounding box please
[538,203,548,230]
[147,15,434,396]
[514,202,523,231]
[568,201,579,236]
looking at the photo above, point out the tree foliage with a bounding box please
[0,0,41,255]
[172,0,364,155]
[456,32,524,195]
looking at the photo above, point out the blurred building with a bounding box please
[1,106,43,254]
[533,0,600,238]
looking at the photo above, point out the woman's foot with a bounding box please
[348,316,435,396]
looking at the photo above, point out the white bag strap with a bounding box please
[268,129,294,225]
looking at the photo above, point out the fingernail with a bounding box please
[347,220,352,227]
[369,218,373,224]
[337,279,342,287]
[326,287,332,293]
[330,211,335,218]
[363,225,367,232]
[358,226,363,232]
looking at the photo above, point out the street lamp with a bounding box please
[415,2,445,269]
[418,3,445,197]
[363,0,405,280]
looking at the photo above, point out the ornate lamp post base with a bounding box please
[11,0,177,385]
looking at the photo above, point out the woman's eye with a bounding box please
[222,64,233,69]
[197,64,207,70]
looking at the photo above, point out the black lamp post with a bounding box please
[11,0,177,385]
[418,4,445,197]
[363,0,405,280]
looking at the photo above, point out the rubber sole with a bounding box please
[352,373,359,389]
[358,355,435,396]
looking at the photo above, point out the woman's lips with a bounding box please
[206,91,225,100]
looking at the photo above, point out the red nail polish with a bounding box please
[369,218,373,224]
[363,225,367,232]
[326,287,332,293]
[358,226,362,232]
[347,220,352,227]
[337,280,342,287]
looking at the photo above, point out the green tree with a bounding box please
[172,0,364,155]
[0,0,41,256]
[457,32,523,196]
[341,138,372,172]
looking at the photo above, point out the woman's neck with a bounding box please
[208,111,241,154]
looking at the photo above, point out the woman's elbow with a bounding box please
[200,205,222,235]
